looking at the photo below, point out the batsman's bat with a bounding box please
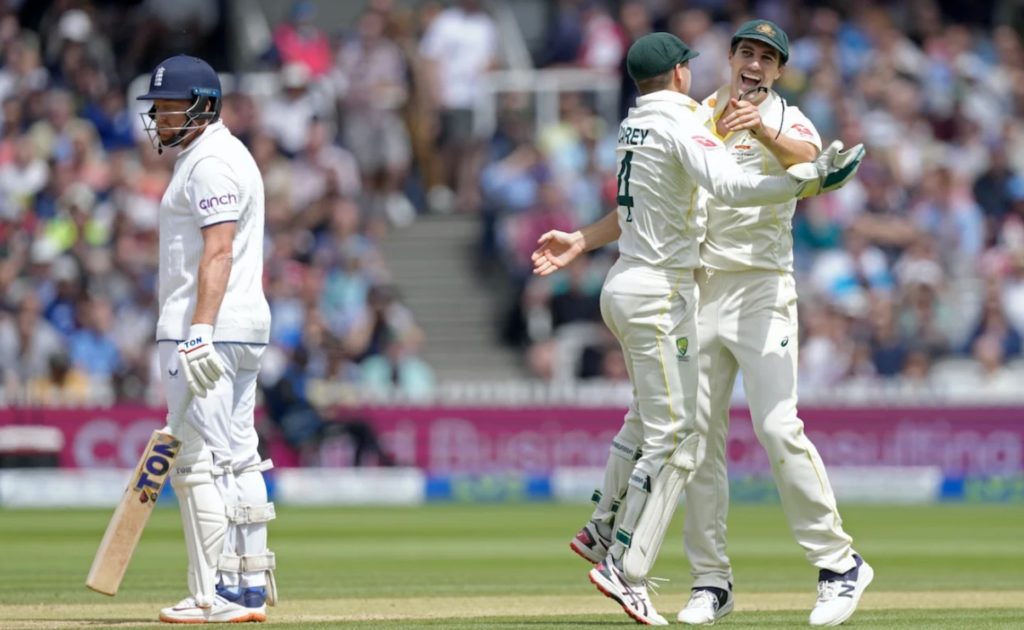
[86,395,191,596]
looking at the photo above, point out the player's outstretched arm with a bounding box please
[679,127,805,207]
[531,211,621,276]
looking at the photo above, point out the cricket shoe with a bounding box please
[588,558,668,625]
[159,593,265,623]
[809,554,874,626]
[677,585,734,625]
[570,520,612,564]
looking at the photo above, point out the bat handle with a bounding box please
[166,391,195,439]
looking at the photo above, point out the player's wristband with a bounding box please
[186,324,215,346]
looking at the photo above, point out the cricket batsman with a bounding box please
[532,32,864,625]
[137,55,276,623]
[676,21,872,626]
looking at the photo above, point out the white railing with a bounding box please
[474,68,622,138]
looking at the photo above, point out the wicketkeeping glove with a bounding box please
[177,324,225,398]
[787,140,866,199]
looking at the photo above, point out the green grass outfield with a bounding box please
[1,504,1022,629]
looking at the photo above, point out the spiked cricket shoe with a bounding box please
[159,594,265,623]
[809,554,874,626]
[678,586,734,625]
[588,558,668,625]
[570,520,612,564]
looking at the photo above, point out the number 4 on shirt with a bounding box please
[616,150,635,222]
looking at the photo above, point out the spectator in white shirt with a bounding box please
[419,0,497,212]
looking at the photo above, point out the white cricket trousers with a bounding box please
[600,259,703,487]
[159,341,263,472]
[683,268,855,590]
[159,341,269,589]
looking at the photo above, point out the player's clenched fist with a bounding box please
[177,324,225,398]
[720,98,764,135]
[531,229,585,276]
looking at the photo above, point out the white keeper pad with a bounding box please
[622,432,701,582]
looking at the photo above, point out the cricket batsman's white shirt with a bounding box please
[157,121,271,344]
[700,86,822,272]
[614,90,803,271]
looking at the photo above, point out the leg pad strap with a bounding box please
[228,502,276,524]
[220,550,276,573]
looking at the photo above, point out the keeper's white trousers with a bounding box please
[600,259,705,498]
[683,268,856,591]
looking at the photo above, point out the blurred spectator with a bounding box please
[0,136,48,216]
[0,293,63,397]
[289,118,361,212]
[42,254,82,337]
[25,350,91,407]
[261,63,331,157]
[909,167,984,275]
[68,295,120,381]
[336,10,414,226]
[810,227,894,308]
[799,304,855,391]
[360,329,435,400]
[869,298,907,377]
[541,0,585,66]
[82,88,135,152]
[268,1,333,78]
[968,280,1024,358]
[668,8,729,100]
[577,2,626,73]
[419,0,498,213]
[950,334,1020,399]
[347,284,424,362]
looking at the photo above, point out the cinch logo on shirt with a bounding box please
[692,135,717,148]
[198,193,239,210]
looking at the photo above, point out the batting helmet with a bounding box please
[137,55,222,151]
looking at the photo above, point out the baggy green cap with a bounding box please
[626,32,700,82]
[731,19,789,63]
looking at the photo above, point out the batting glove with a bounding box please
[788,140,865,199]
[177,324,225,398]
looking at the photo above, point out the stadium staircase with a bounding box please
[381,215,528,382]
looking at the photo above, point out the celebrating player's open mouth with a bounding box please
[738,72,762,92]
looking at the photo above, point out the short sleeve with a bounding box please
[780,107,822,151]
[186,157,242,227]
[419,13,448,59]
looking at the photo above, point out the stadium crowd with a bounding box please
[0,0,446,407]
[1,0,1023,408]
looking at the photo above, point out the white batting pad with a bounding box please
[171,455,228,607]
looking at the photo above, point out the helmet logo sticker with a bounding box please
[154,67,165,87]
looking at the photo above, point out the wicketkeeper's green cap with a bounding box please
[731,19,789,63]
[626,32,700,82]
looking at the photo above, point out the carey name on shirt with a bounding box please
[618,126,650,146]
